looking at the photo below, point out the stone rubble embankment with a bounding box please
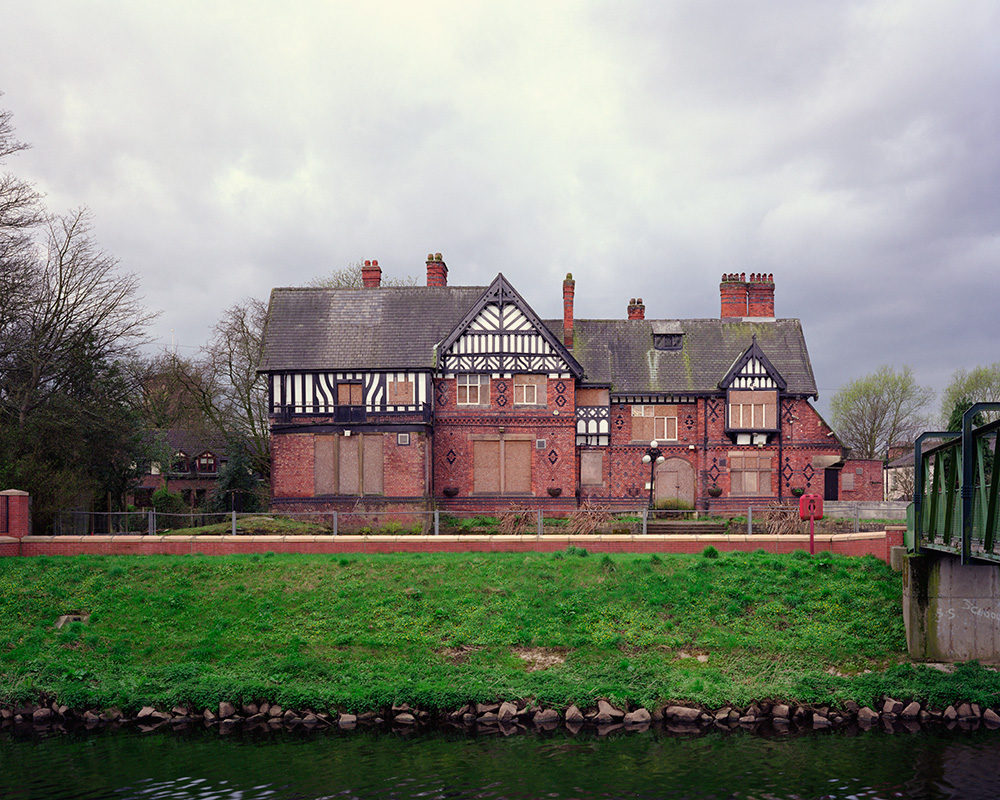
[4,696,1000,736]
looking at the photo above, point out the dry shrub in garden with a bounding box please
[498,504,535,535]
[758,503,803,535]
[567,502,613,535]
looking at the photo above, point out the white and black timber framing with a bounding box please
[438,274,584,379]
[719,335,787,391]
[269,371,432,416]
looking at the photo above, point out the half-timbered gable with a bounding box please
[438,274,583,379]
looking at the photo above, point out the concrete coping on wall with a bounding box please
[19,531,895,545]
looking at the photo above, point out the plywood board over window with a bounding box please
[631,405,678,442]
[514,375,546,406]
[338,383,363,406]
[577,388,609,406]
[313,433,384,496]
[580,450,604,485]
[472,436,532,494]
[729,451,773,495]
[728,390,777,430]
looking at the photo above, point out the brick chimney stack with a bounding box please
[720,273,748,318]
[563,273,575,349]
[747,273,775,317]
[361,259,382,288]
[627,298,645,320]
[426,253,448,287]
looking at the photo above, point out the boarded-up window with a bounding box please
[315,435,337,495]
[473,437,532,494]
[504,440,532,493]
[577,388,609,406]
[632,405,677,442]
[473,440,501,493]
[514,375,546,406]
[313,433,383,496]
[841,472,855,491]
[654,416,678,441]
[338,383,363,406]
[729,452,773,495]
[339,436,360,494]
[581,451,604,486]
[387,380,414,405]
[363,435,384,493]
[728,390,777,430]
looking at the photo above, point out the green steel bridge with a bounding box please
[913,403,1000,565]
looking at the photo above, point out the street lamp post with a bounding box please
[642,440,665,510]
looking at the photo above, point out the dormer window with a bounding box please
[197,453,217,474]
[653,333,682,351]
[172,452,189,473]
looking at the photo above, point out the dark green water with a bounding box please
[1,726,999,799]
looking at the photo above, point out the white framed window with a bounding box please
[457,374,488,405]
[654,416,678,441]
[632,405,678,442]
[514,374,545,406]
[728,390,777,430]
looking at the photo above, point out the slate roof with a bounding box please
[162,429,229,459]
[260,286,487,372]
[564,318,819,397]
[260,285,819,398]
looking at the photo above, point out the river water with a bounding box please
[2,726,1000,800]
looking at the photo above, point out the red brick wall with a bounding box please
[271,429,429,503]
[432,376,577,504]
[839,459,884,501]
[1,490,31,538]
[580,396,845,511]
[271,432,316,497]
[5,530,901,563]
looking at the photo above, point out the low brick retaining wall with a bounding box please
[0,528,905,562]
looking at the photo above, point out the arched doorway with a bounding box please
[655,458,694,506]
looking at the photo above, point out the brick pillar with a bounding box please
[426,253,448,287]
[747,273,775,317]
[361,259,382,288]
[627,298,645,320]
[563,273,575,348]
[1,490,31,538]
[720,273,747,317]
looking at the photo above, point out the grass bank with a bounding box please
[1,549,997,714]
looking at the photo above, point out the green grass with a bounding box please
[0,550,995,714]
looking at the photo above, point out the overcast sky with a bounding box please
[2,0,997,420]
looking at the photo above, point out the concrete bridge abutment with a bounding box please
[904,551,1000,662]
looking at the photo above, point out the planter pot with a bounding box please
[442,487,459,497]
[547,487,562,497]
[707,486,722,497]
[791,488,805,498]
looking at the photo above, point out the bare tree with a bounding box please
[0,101,46,378]
[829,365,935,459]
[1,209,156,426]
[164,298,270,480]
[308,262,417,288]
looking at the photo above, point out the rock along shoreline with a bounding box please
[4,696,1000,737]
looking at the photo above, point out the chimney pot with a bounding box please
[361,259,382,289]
[426,252,448,287]
[720,275,748,317]
[563,274,576,349]
[747,273,775,317]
